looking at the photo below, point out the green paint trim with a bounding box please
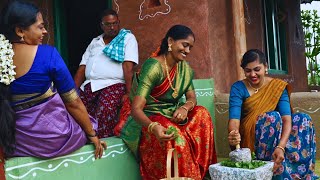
[107,0,112,8]
[5,137,141,180]
[268,69,288,75]
[263,0,288,72]
[277,0,288,72]
[53,0,69,65]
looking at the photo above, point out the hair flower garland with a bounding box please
[0,34,16,85]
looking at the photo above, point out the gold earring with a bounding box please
[265,69,268,74]
[168,44,172,52]
[20,36,24,42]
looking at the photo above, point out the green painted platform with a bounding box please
[5,79,215,180]
[5,137,140,180]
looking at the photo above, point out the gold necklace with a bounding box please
[164,55,178,98]
[247,77,265,94]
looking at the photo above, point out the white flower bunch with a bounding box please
[0,34,16,85]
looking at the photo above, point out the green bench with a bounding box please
[5,79,215,180]
[5,137,139,180]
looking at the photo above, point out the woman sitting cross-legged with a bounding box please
[116,25,217,180]
[228,49,318,180]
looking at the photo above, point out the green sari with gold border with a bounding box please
[119,58,194,157]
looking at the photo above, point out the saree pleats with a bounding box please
[139,106,216,180]
[12,93,97,158]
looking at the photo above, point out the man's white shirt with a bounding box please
[79,33,138,92]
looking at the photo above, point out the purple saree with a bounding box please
[13,94,96,158]
[9,45,97,158]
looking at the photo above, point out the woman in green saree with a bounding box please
[116,25,216,180]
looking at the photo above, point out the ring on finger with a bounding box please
[177,113,181,117]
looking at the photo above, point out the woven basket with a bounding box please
[160,148,194,180]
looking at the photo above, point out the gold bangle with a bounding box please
[148,122,154,133]
[148,122,160,133]
[150,122,157,132]
[185,100,195,111]
[151,122,160,133]
[180,106,188,113]
[276,145,285,153]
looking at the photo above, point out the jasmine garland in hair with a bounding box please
[0,34,16,85]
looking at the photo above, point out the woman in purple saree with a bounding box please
[10,45,99,158]
[0,1,106,168]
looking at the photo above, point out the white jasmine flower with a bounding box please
[0,34,15,85]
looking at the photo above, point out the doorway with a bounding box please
[54,0,111,75]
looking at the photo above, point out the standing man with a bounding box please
[74,9,138,138]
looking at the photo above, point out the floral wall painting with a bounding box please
[139,0,171,20]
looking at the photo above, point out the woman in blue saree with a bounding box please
[0,1,106,176]
[228,49,318,180]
